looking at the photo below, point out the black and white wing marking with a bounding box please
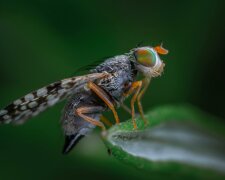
[0,72,108,125]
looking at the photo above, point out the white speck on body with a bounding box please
[47,94,55,101]
[20,106,27,110]
[32,110,40,116]
[25,93,34,101]
[61,79,72,88]
[14,99,22,106]
[14,110,32,122]
[61,79,71,85]
[28,101,38,108]
[38,105,46,112]
[3,115,10,120]
[48,97,59,106]
[80,128,91,135]
[0,110,8,116]
[4,118,12,124]
[37,88,48,97]
[84,84,90,91]
[33,104,46,116]
[58,89,66,94]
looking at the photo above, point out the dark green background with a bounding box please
[0,0,224,179]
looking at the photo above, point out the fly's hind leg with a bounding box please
[87,82,120,124]
[75,106,106,131]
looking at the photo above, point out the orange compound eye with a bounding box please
[134,48,156,67]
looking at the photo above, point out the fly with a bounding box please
[0,44,168,154]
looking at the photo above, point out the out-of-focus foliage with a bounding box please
[0,0,225,179]
[104,105,225,179]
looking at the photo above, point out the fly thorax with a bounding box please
[97,71,133,103]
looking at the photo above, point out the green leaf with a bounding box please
[102,104,225,179]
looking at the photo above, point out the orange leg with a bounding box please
[100,115,113,127]
[125,81,143,129]
[75,106,106,131]
[87,82,120,124]
[121,103,132,115]
[137,78,151,125]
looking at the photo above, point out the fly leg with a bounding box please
[125,81,143,129]
[100,115,113,127]
[87,82,120,124]
[121,103,141,117]
[75,106,106,131]
[137,78,151,126]
[121,103,132,115]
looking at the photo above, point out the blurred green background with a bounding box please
[0,0,225,179]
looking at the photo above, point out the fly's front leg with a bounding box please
[75,106,106,131]
[87,82,120,124]
[137,78,151,125]
[125,81,143,129]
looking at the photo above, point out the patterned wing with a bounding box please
[0,72,108,125]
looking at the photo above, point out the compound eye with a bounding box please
[134,48,156,67]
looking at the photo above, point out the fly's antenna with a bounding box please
[154,42,169,55]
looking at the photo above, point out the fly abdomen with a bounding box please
[61,91,106,154]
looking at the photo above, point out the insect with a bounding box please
[0,44,168,154]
